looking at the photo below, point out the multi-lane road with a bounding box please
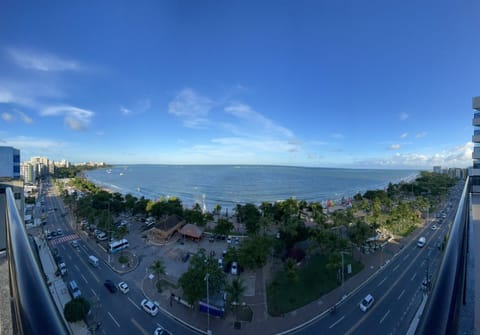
[39,181,195,335]
[37,179,462,335]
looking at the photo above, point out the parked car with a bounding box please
[218,258,223,269]
[227,236,232,245]
[359,294,374,312]
[118,281,130,294]
[231,261,238,275]
[71,240,79,249]
[104,280,117,293]
[141,299,159,316]
[154,326,172,335]
[56,228,63,236]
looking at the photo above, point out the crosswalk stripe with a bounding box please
[49,233,79,246]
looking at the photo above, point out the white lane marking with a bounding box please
[377,277,388,287]
[379,310,390,324]
[81,274,88,284]
[403,254,410,261]
[108,312,120,328]
[131,318,149,335]
[393,264,400,272]
[128,297,141,311]
[329,315,345,329]
[397,289,406,300]
[411,273,417,281]
[91,288,97,297]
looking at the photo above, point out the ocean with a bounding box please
[84,165,419,212]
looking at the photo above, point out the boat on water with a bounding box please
[120,172,124,176]
[106,169,112,174]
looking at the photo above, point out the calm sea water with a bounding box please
[85,165,419,212]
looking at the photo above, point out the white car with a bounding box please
[118,281,130,294]
[231,261,238,275]
[154,326,172,335]
[141,299,159,316]
[359,294,374,312]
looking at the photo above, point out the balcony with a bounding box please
[472,114,480,127]
[2,186,68,335]
[474,96,480,111]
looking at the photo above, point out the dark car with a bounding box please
[104,280,117,293]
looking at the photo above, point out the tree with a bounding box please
[226,277,246,305]
[213,204,222,216]
[178,251,226,305]
[64,297,90,323]
[150,259,166,282]
[242,203,261,235]
[238,236,271,270]
[214,218,234,236]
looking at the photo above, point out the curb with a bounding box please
[141,274,207,335]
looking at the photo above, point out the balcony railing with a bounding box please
[4,187,69,335]
[415,177,470,334]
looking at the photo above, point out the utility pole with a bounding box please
[204,273,212,335]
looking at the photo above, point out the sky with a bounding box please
[1,1,479,169]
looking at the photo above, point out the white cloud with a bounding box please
[120,106,131,115]
[400,112,409,121]
[17,111,33,124]
[389,144,401,150]
[356,142,473,168]
[41,105,94,131]
[416,131,427,138]
[1,135,66,151]
[400,133,408,139]
[6,48,81,72]
[168,88,212,128]
[2,112,13,121]
[224,103,294,138]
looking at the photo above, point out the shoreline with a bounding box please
[82,167,420,213]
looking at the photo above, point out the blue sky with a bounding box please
[1,1,479,169]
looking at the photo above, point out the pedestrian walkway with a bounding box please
[33,236,88,335]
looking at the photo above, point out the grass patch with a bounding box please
[118,255,129,264]
[267,254,363,316]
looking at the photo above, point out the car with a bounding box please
[56,228,63,236]
[431,225,438,230]
[359,294,374,312]
[231,261,238,275]
[234,237,240,246]
[218,258,223,269]
[71,240,79,248]
[104,280,117,293]
[141,299,159,316]
[227,236,232,245]
[118,281,130,294]
[154,326,172,335]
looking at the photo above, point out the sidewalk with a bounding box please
[33,236,88,335]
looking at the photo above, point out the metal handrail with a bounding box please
[415,178,470,334]
[5,187,69,334]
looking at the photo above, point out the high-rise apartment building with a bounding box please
[471,97,480,178]
[0,146,20,179]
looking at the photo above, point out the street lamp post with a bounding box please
[204,273,212,335]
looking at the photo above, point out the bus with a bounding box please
[109,239,129,253]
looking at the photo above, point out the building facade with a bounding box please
[0,146,20,179]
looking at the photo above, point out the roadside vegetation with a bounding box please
[55,167,459,316]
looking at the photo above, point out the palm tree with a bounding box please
[150,259,166,282]
[227,277,246,319]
